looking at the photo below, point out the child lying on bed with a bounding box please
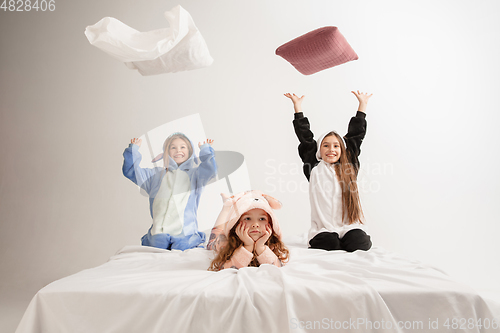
[285,91,373,252]
[208,190,289,271]
[123,132,217,251]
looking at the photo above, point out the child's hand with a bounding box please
[198,139,214,148]
[284,93,305,113]
[351,90,373,113]
[236,222,254,252]
[130,138,142,147]
[254,224,272,256]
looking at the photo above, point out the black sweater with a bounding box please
[292,111,367,181]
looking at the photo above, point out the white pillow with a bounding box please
[85,5,213,76]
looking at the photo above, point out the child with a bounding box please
[122,132,217,251]
[284,91,373,252]
[208,190,289,271]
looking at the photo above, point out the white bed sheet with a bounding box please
[16,236,500,333]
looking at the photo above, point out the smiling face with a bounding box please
[240,208,270,242]
[168,138,190,165]
[320,134,342,164]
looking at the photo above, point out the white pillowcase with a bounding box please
[85,5,213,76]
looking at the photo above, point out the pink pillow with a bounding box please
[275,26,358,75]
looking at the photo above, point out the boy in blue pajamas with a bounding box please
[122,133,217,250]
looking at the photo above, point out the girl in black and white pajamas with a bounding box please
[285,91,373,252]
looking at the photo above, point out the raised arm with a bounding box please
[285,93,319,181]
[344,91,372,169]
[351,90,372,114]
[122,138,155,193]
[195,139,217,188]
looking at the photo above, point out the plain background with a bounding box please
[1,0,500,331]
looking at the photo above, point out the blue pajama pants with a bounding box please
[141,227,206,251]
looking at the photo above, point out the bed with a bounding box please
[16,235,500,333]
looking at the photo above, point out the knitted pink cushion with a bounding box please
[275,26,358,75]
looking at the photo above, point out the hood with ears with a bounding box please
[213,190,283,240]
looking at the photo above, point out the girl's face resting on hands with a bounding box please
[320,135,341,164]
[168,138,190,165]
[240,209,270,242]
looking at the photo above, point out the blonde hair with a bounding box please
[323,132,364,224]
[162,134,193,169]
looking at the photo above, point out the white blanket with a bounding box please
[16,237,500,333]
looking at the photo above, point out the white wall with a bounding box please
[1,0,499,306]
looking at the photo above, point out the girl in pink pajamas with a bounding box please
[208,191,289,271]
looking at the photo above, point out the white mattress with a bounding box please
[16,235,500,333]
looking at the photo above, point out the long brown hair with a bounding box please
[208,214,289,271]
[324,132,364,224]
[162,134,193,170]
